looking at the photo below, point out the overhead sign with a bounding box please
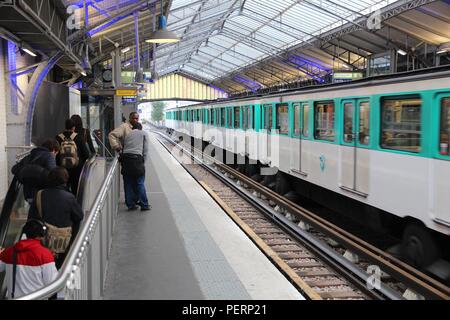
[333,72,363,80]
[116,89,137,96]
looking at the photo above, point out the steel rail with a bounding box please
[153,131,399,300]
[154,129,450,300]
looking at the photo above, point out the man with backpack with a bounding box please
[11,139,60,203]
[0,219,58,299]
[56,119,90,195]
[28,167,84,269]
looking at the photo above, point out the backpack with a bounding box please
[36,190,72,254]
[11,154,49,189]
[59,132,79,169]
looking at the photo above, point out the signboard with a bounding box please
[116,89,137,96]
[332,71,364,83]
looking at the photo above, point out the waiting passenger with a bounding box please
[120,122,150,211]
[56,119,90,195]
[11,139,60,203]
[28,167,84,269]
[0,219,58,299]
[108,112,140,153]
[71,114,96,157]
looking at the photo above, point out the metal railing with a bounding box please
[17,157,120,300]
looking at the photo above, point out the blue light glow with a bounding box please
[233,75,262,92]
[7,41,18,114]
[208,84,228,96]
[87,1,147,37]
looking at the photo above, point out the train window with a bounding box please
[263,105,273,132]
[242,106,253,130]
[359,102,370,145]
[302,104,309,137]
[314,101,335,141]
[293,103,301,136]
[343,103,354,143]
[248,106,253,129]
[439,98,450,156]
[234,107,240,129]
[209,109,214,125]
[227,108,233,128]
[221,108,226,127]
[276,104,289,135]
[381,96,421,153]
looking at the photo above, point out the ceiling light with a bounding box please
[22,48,36,57]
[145,0,179,44]
[124,62,131,67]
[80,70,87,76]
[436,42,450,54]
[397,49,407,56]
[121,47,130,53]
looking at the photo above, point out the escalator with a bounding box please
[0,155,101,299]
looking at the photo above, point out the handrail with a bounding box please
[17,157,120,300]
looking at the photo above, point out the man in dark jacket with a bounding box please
[28,167,84,269]
[12,139,59,203]
[56,119,90,195]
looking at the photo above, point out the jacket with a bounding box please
[123,129,148,160]
[55,130,90,166]
[108,122,133,151]
[0,239,58,299]
[13,147,57,201]
[28,185,84,234]
[76,127,96,155]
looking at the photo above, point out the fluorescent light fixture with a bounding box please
[397,49,407,56]
[124,62,131,67]
[80,70,87,76]
[436,42,450,54]
[121,47,130,53]
[22,48,37,57]
[145,15,179,44]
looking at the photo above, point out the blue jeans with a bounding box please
[123,175,149,209]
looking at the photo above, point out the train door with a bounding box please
[263,104,273,163]
[433,95,450,225]
[340,99,370,197]
[290,102,308,176]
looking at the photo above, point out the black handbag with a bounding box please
[120,133,146,177]
[120,153,145,177]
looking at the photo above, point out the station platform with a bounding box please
[103,132,304,300]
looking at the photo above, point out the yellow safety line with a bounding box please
[198,180,322,301]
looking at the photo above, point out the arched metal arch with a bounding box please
[24,51,64,145]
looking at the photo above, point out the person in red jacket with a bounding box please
[0,220,58,299]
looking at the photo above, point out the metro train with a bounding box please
[164,67,450,269]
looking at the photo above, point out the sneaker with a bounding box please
[141,205,151,211]
[128,206,138,211]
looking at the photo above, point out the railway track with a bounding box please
[153,129,450,300]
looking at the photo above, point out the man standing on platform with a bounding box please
[108,112,140,153]
[120,122,150,211]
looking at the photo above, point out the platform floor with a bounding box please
[103,132,304,300]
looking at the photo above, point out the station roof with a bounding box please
[1,0,449,94]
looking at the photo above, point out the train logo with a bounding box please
[319,155,326,172]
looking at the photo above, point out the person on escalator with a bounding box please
[0,219,58,299]
[70,114,96,157]
[11,139,60,203]
[28,167,84,269]
[55,119,90,195]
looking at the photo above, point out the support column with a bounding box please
[111,48,122,128]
